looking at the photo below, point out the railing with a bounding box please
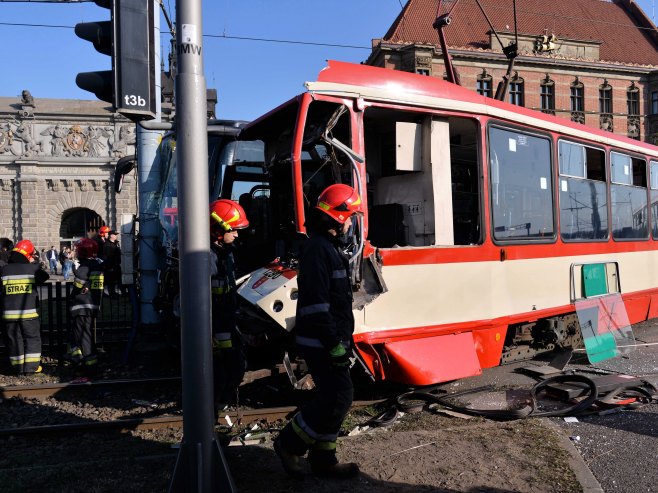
[1,282,135,362]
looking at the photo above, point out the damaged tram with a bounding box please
[232,60,658,386]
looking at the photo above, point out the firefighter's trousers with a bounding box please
[72,315,98,367]
[213,339,246,407]
[4,319,41,373]
[277,345,354,465]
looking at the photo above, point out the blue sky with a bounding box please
[0,0,656,121]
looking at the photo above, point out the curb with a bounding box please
[543,419,604,493]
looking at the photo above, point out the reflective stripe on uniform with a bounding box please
[89,274,104,290]
[291,417,315,445]
[332,269,347,279]
[25,353,41,363]
[295,336,324,348]
[298,303,330,317]
[295,413,339,442]
[71,304,99,312]
[3,278,35,285]
[3,309,38,320]
[1,274,35,283]
[312,440,337,451]
[10,355,25,364]
[213,332,233,349]
[211,279,230,295]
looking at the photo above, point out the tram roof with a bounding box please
[303,60,658,158]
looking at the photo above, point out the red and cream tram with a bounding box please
[235,60,658,386]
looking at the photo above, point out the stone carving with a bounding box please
[627,116,640,139]
[64,179,74,192]
[600,114,614,132]
[85,126,111,158]
[66,125,86,157]
[12,121,41,157]
[571,111,585,124]
[80,179,89,192]
[49,179,60,192]
[41,124,68,157]
[91,179,104,191]
[0,179,12,192]
[21,90,35,107]
[0,123,14,154]
[110,125,136,158]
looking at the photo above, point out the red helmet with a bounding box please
[99,226,110,237]
[12,239,34,259]
[210,199,249,239]
[316,184,363,224]
[76,238,98,259]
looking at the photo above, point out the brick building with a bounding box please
[367,0,658,143]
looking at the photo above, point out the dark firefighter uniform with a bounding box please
[210,242,245,407]
[1,252,49,373]
[276,231,355,470]
[69,258,104,368]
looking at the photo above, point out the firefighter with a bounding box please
[68,238,104,373]
[274,184,362,479]
[209,199,249,409]
[94,226,110,261]
[0,240,49,374]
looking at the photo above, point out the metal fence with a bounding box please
[1,282,136,362]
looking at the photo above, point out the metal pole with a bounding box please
[136,0,164,326]
[169,0,235,491]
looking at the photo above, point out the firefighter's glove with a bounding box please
[329,343,350,369]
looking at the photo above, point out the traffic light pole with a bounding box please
[168,0,236,491]
[136,0,163,326]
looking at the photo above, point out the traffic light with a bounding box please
[75,0,156,121]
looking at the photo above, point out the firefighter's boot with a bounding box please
[273,437,304,477]
[310,461,360,479]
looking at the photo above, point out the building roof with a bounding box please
[383,0,658,66]
[0,97,113,117]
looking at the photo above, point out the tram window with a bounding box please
[649,161,658,238]
[364,107,481,247]
[489,127,554,241]
[558,141,608,241]
[611,152,648,240]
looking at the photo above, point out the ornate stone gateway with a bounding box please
[0,92,137,248]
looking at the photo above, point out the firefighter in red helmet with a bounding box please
[275,183,363,479]
[0,239,49,374]
[67,238,104,373]
[209,199,249,409]
[94,225,110,261]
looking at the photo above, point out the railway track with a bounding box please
[0,399,386,438]
[0,376,182,400]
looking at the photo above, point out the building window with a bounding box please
[509,74,524,106]
[652,91,658,115]
[627,82,640,140]
[415,68,430,76]
[476,70,493,97]
[570,78,585,124]
[599,80,613,132]
[599,81,613,114]
[540,75,555,115]
[627,83,639,115]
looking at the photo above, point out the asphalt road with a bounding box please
[438,319,658,493]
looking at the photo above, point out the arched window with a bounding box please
[476,69,493,97]
[509,73,524,106]
[570,77,585,124]
[599,80,613,132]
[627,82,640,140]
[540,74,555,115]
